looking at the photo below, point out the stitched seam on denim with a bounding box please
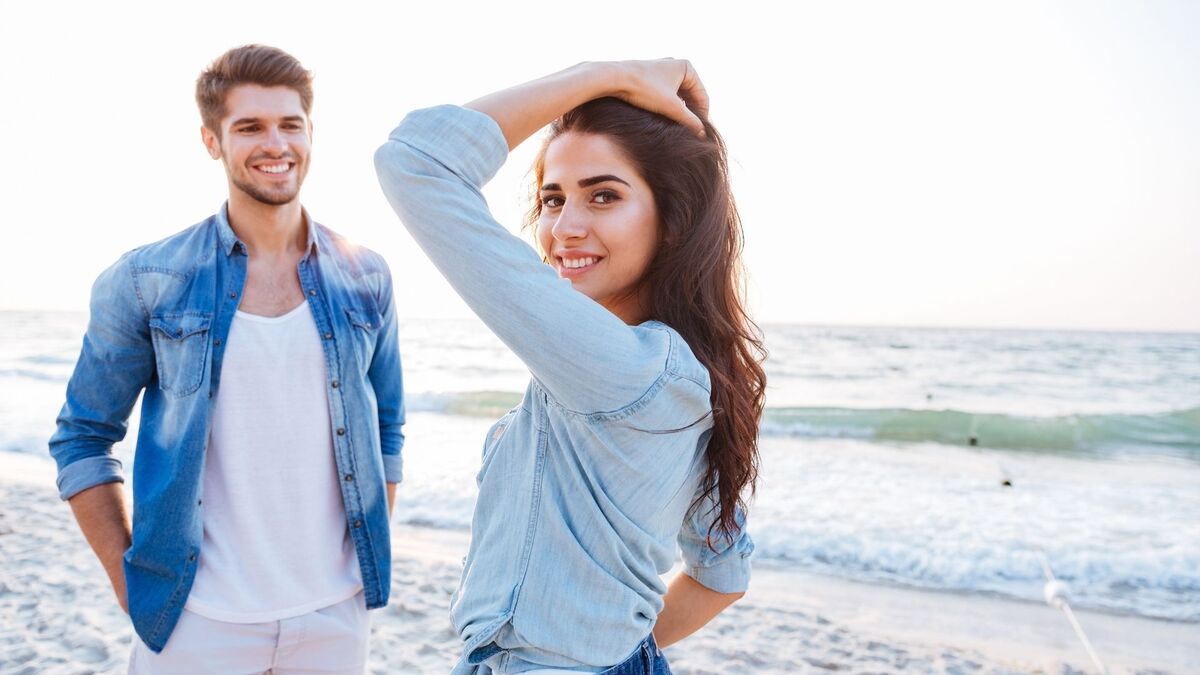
[148,323,209,397]
[127,259,152,321]
[508,419,550,626]
[537,324,711,423]
[131,266,188,281]
[311,268,381,607]
[147,563,193,648]
[533,364,669,423]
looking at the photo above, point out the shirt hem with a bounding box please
[183,584,363,624]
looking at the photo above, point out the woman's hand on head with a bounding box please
[464,59,710,151]
[604,59,709,136]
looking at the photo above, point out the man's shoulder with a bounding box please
[115,215,219,276]
[313,222,391,281]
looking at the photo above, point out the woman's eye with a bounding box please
[593,190,620,204]
[541,195,564,208]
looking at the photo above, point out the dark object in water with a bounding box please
[1001,479,1013,487]
[968,435,978,446]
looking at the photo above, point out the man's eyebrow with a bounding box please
[228,115,306,126]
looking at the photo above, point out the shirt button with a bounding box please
[331,380,340,389]
[188,553,197,561]
[229,291,237,299]
[175,328,183,337]
[353,520,362,528]
[308,289,317,296]
[337,427,346,436]
[213,338,222,346]
[344,473,354,481]
[323,332,333,340]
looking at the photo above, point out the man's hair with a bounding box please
[195,44,313,135]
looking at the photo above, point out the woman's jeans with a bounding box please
[599,634,672,675]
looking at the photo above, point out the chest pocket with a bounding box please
[149,313,212,398]
[344,308,381,364]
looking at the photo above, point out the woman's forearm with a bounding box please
[653,572,745,648]
[465,62,617,151]
[465,59,707,151]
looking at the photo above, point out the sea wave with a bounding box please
[752,530,1200,622]
[407,390,1200,456]
[761,406,1200,455]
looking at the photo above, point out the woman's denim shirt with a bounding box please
[47,208,405,652]
[375,106,753,674]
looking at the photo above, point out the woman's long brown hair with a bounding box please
[527,97,767,543]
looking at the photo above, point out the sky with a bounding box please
[1,1,1197,331]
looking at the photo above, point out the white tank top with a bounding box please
[185,303,362,623]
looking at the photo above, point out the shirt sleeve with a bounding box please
[373,105,672,415]
[48,254,155,500]
[677,486,754,594]
[368,257,405,484]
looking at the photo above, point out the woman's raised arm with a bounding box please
[466,60,708,150]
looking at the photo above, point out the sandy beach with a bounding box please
[2,451,1195,674]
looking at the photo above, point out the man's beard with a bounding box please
[231,174,300,206]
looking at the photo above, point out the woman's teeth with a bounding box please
[563,257,596,269]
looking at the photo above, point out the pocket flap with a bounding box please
[149,314,211,340]
[346,308,382,331]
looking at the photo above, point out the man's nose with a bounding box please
[261,126,288,155]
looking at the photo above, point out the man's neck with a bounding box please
[226,191,307,255]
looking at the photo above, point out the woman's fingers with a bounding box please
[678,60,710,120]
[618,59,709,137]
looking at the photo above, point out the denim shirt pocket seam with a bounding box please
[345,307,382,332]
[148,312,212,398]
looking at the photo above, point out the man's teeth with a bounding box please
[259,164,290,174]
[563,257,596,270]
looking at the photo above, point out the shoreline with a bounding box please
[2,450,1196,673]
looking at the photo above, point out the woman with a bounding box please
[374,60,766,674]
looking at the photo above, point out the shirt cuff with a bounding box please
[687,551,752,594]
[382,453,403,485]
[56,455,124,500]
[386,105,509,188]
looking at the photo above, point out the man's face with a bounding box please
[202,84,311,206]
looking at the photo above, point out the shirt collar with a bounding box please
[216,202,320,257]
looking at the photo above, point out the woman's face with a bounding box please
[536,132,659,324]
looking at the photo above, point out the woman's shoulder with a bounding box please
[635,320,712,395]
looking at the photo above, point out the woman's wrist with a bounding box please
[570,60,625,102]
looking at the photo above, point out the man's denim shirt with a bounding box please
[48,206,405,652]
[375,106,753,673]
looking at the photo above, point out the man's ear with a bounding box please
[200,126,221,160]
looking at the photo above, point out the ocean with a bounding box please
[3,311,1198,623]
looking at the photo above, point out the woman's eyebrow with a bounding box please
[540,175,632,191]
[578,174,631,188]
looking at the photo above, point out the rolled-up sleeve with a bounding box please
[48,254,154,500]
[678,490,754,594]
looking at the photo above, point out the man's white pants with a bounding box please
[128,592,370,674]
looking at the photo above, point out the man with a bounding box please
[48,45,403,672]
